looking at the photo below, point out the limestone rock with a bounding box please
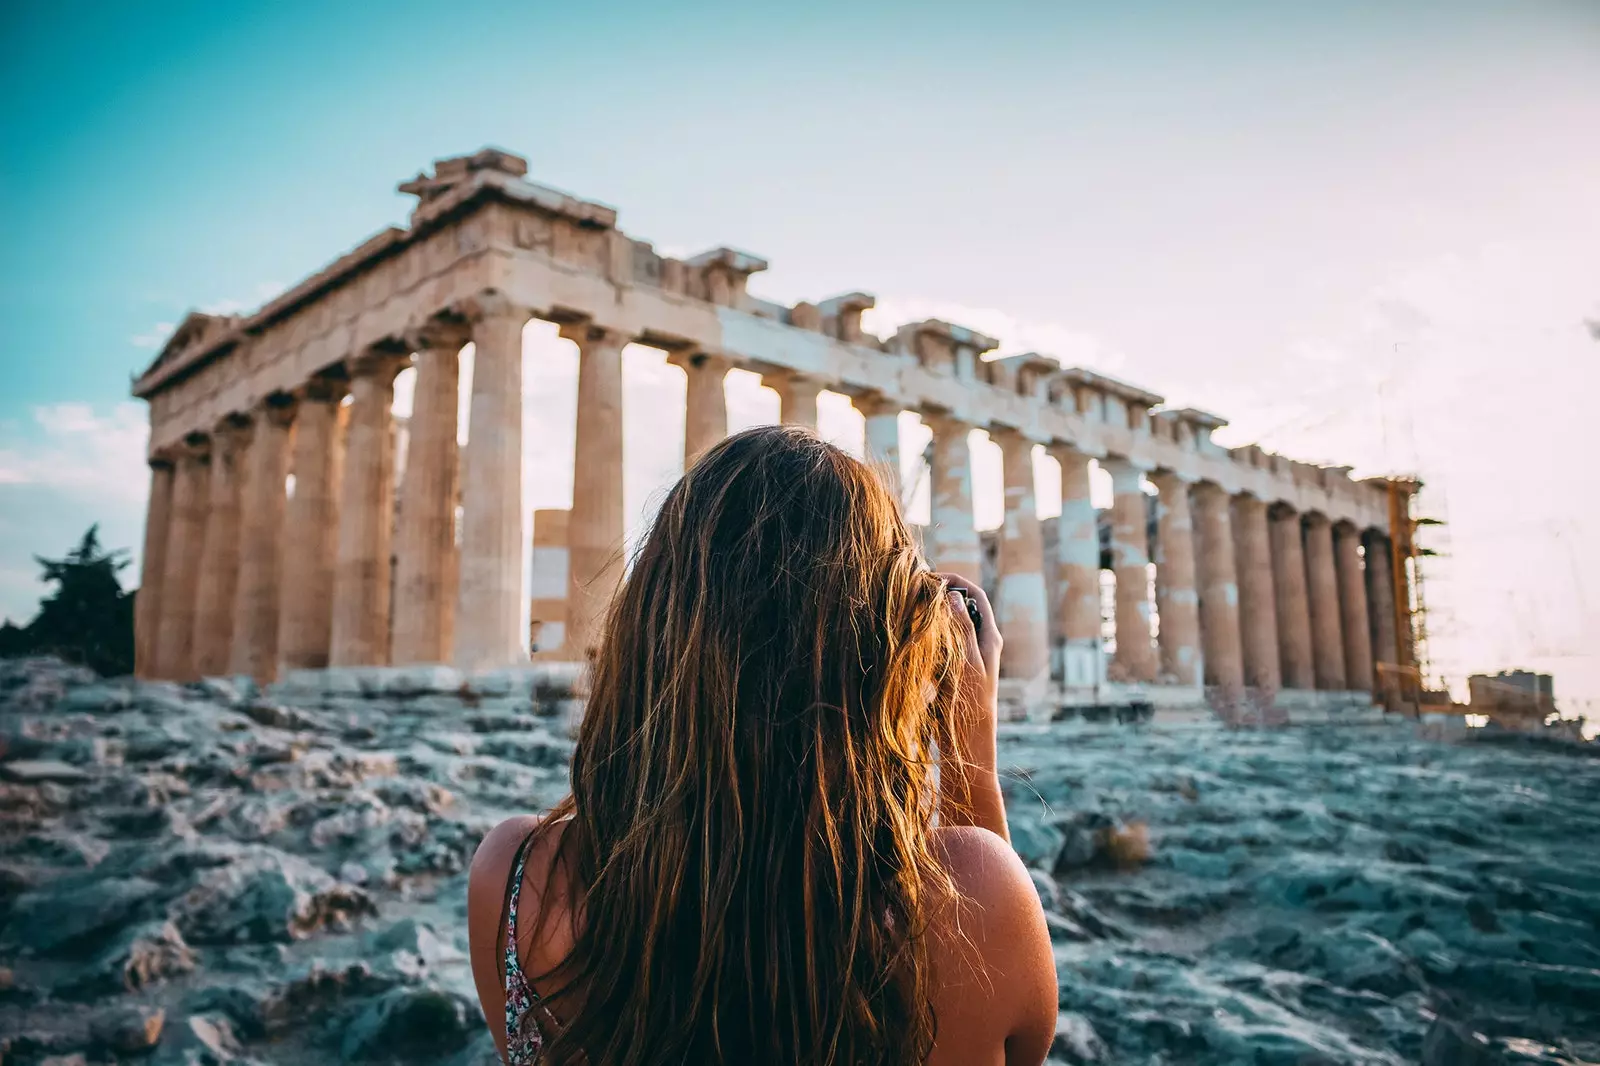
[0,759,91,785]
[172,850,375,944]
[92,1004,166,1054]
[4,875,162,956]
[340,985,479,1061]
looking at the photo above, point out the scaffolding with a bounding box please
[1382,476,1441,710]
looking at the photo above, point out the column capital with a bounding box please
[1232,491,1269,516]
[460,289,529,325]
[404,314,472,353]
[258,391,299,428]
[850,390,899,418]
[346,346,410,382]
[557,320,631,350]
[1149,467,1197,491]
[919,408,971,435]
[1101,453,1154,475]
[1268,500,1300,522]
[761,367,817,388]
[665,348,732,373]
[212,412,253,454]
[988,426,1034,455]
[177,430,212,462]
[296,374,349,405]
[1047,439,1106,463]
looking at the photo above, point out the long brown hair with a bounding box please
[522,424,968,1065]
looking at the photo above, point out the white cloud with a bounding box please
[0,403,151,623]
[130,322,176,350]
[0,403,149,500]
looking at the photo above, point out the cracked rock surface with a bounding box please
[2,657,1596,1064]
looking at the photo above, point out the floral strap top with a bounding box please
[504,832,551,1064]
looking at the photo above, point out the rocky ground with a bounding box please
[0,657,1596,1065]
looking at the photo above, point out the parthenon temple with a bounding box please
[131,147,1418,718]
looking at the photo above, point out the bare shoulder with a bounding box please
[932,824,1040,919]
[925,825,1057,1066]
[466,813,568,1055]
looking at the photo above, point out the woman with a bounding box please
[467,425,1056,1065]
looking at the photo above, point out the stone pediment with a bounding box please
[138,311,239,382]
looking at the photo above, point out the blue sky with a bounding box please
[2,0,1597,715]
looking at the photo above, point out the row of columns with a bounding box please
[902,418,1395,697]
[136,314,1397,696]
[136,298,534,682]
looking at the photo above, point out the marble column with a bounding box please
[1233,494,1281,691]
[561,322,629,661]
[1334,523,1374,693]
[191,416,250,677]
[332,350,408,668]
[1193,482,1244,690]
[1150,471,1200,686]
[230,395,296,681]
[1269,505,1316,690]
[1052,446,1102,687]
[1104,457,1157,683]
[993,431,1049,684]
[765,371,820,429]
[155,435,210,681]
[678,351,729,466]
[1303,512,1347,690]
[454,295,528,672]
[1364,530,1401,704]
[392,323,466,665]
[855,394,902,498]
[278,379,346,673]
[134,458,176,679]
[923,413,983,584]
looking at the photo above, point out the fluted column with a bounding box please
[332,349,408,668]
[392,322,467,665]
[676,351,729,466]
[1193,482,1244,690]
[1334,523,1374,693]
[1269,505,1315,689]
[1233,494,1281,691]
[454,295,528,672]
[1052,446,1102,687]
[765,371,820,429]
[1151,471,1200,686]
[278,379,346,672]
[155,435,210,681]
[855,394,902,498]
[1303,512,1347,690]
[1104,458,1157,683]
[923,413,982,583]
[993,431,1049,685]
[191,416,250,677]
[561,322,629,661]
[1365,531,1400,705]
[134,458,175,679]
[230,395,296,681]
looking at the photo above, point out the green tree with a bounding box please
[8,525,136,676]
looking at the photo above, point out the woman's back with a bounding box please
[465,426,1057,1065]
[469,819,1055,1065]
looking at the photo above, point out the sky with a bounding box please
[1,0,1596,719]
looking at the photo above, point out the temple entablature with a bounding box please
[133,147,1394,538]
